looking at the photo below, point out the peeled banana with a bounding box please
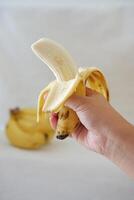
[6,107,54,149]
[31,38,109,140]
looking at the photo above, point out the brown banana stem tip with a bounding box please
[56,134,69,140]
[10,107,20,115]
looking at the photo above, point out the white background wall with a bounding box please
[0,0,134,5]
[0,2,134,200]
[0,1,134,126]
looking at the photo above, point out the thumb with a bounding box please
[65,94,84,112]
[65,88,95,112]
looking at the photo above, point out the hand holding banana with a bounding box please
[31,38,109,140]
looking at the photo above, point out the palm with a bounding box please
[73,123,107,154]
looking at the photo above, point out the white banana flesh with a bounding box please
[32,38,109,139]
[31,38,77,81]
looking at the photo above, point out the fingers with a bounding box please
[43,92,58,129]
[65,94,83,111]
[86,87,98,96]
[65,88,96,112]
[49,112,58,129]
[44,88,97,130]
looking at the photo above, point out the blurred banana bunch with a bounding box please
[6,107,55,149]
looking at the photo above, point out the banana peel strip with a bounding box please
[37,67,109,122]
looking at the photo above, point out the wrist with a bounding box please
[104,121,133,162]
[104,121,134,176]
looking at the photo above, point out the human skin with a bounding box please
[49,88,134,178]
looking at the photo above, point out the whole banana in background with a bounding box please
[31,38,109,140]
[6,107,55,149]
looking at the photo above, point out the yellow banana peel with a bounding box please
[31,38,109,140]
[6,107,54,149]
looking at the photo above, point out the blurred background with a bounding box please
[0,0,134,200]
[0,0,134,126]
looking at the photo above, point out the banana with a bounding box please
[31,38,109,140]
[6,117,45,149]
[6,107,54,149]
